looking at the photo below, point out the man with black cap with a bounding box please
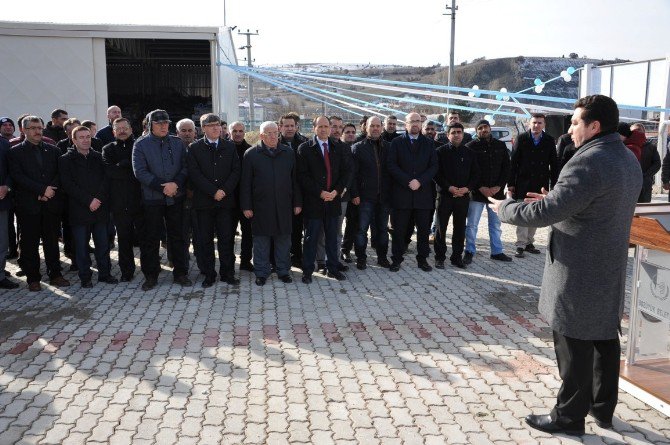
[463,119,512,264]
[132,109,191,291]
[0,117,15,141]
[187,113,241,288]
[1,117,17,260]
[0,124,18,289]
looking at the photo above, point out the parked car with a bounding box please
[465,126,514,151]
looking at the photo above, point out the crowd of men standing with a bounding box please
[0,105,661,291]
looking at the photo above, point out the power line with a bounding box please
[238,29,259,128]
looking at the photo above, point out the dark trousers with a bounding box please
[551,330,620,423]
[72,221,111,282]
[7,209,17,255]
[291,213,303,263]
[354,200,390,261]
[181,203,205,273]
[197,207,235,280]
[254,234,291,278]
[141,201,188,279]
[302,216,340,275]
[434,196,469,261]
[61,205,74,258]
[391,208,431,264]
[16,209,62,283]
[341,201,358,254]
[232,208,253,264]
[113,210,144,277]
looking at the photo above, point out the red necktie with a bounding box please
[322,142,332,190]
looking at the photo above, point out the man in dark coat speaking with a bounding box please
[240,121,302,286]
[489,95,642,436]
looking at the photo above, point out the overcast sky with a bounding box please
[4,0,668,66]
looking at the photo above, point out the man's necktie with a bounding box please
[323,142,332,190]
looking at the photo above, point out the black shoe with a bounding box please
[450,257,466,269]
[589,411,613,429]
[142,277,157,291]
[202,276,216,288]
[16,269,26,277]
[120,273,134,282]
[418,261,432,272]
[317,262,327,274]
[99,276,119,284]
[278,275,293,284]
[326,271,347,281]
[222,276,240,285]
[463,251,473,265]
[525,414,584,436]
[69,264,79,272]
[174,275,193,286]
[340,251,352,263]
[81,280,93,288]
[356,260,367,270]
[515,247,525,258]
[490,253,512,262]
[301,274,313,284]
[240,261,255,272]
[255,277,266,286]
[4,269,10,276]
[377,258,391,268]
[525,243,541,254]
[389,263,400,272]
[0,278,19,289]
[338,263,349,272]
[435,260,445,269]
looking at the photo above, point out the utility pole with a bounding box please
[238,29,258,128]
[444,1,457,111]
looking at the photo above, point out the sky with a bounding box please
[3,0,669,66]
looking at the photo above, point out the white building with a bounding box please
[0,21,239,130]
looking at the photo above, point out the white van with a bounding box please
[464,127,514,151]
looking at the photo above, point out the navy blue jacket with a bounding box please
[387,132,438,210]
[132,133,188,206]
[95,124,115,146]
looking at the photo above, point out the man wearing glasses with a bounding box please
[8,116,70,291]
[387,112,438,272]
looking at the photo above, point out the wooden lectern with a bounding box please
[622,203,670,416]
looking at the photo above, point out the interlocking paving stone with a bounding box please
[0,212,667,444]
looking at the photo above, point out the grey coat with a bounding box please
[498,132,642,340]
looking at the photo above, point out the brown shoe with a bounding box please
[49,276,71,287]
[28,281,42,292]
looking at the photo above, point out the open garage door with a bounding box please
[105,38,212,134]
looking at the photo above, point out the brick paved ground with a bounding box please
[1,211,669,444]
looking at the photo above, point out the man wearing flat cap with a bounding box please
[132,109,191,291]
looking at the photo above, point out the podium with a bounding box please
[622,203,670,416]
